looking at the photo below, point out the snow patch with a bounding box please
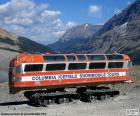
[114,22,128,36]
[83,24,89,31]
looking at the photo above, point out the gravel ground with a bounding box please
[0,49,18,83]
[0,82,140,116]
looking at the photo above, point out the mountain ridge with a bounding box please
[49,24,102,53]
[95,0,140,36]
[49,0,140,64]
[0,28,53,53]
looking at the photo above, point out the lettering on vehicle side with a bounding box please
[30,72,123,81]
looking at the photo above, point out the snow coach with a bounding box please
[8,53,133,106]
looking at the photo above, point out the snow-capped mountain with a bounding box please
[49,24,102,53]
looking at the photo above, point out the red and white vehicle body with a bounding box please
[9,53,133,94]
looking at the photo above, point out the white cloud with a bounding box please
[66,21,77,29]
[41,10,61,17]
[88,5,100,14]
[0,2,9,13]
[52,31,65,38]
[0,0,76,44]
[114,8,121,15]
[88,5,102,18]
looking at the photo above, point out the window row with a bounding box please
[43,54,124,62]
[24,62,124,72]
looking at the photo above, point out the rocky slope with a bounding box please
[0,28,53,82]
[74,0,140,64]
[88,0,140,64]
[0,28,52,53]
[49,24,102,53]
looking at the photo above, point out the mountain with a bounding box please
[48,24,102,53]
[0,28,53,53]
[0,28,53,83]
[58,0,140,64]
[95,0,140,36]
[88,0,140,64]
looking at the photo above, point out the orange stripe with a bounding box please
[10,53,130,66]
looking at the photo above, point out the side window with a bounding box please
[106,55,123,60]
[108,62,123,68]
[66,55,76,61]
[89,62,106,69]
[46,63,66,71]
[87,55,105,60]
[24,64,43,72]
[68,63,86,70]
[77,55,86,61]
[43,55,65,61]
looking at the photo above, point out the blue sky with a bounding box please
[33,0,135,24]
[0,0,135,44]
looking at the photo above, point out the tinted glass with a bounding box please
[68,63,86,70]
[108,62,123,68]
[128,61,132,68]
[43,55,65,61]
[16,66,22,74]
[106,55,123,60]
[77,55,86,61]
[46,63,66,71]
[66,55,76,61]
[24,64,43,72]
[87,55,105,60]
[89,62,106,69]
